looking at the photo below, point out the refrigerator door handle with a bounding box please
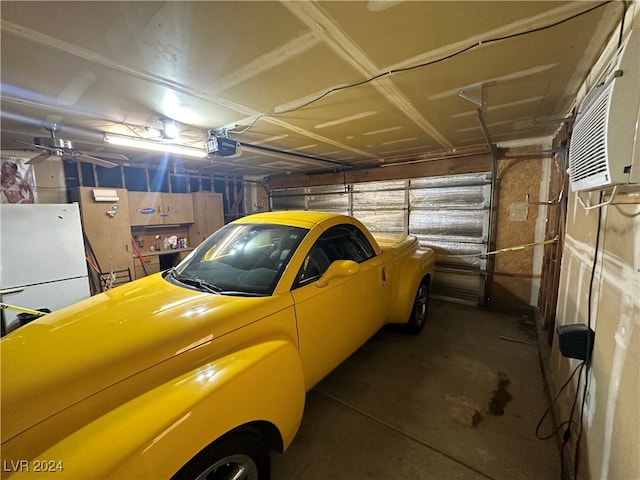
[0,287,26,295]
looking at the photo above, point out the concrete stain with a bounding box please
[471,410,483,427]
[488,372,512,415]
[517,315,537,341]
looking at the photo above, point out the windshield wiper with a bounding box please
[169,268,222,294]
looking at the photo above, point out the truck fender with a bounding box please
[6,340,305,480]
[387,248,434,324]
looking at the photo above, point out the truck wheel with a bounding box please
[172,428,270,480]
[403,281,429,334]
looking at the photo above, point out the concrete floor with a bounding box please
[271,300,560,480]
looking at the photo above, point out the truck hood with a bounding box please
[1,274,288,443]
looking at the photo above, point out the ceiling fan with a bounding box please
[16,124,128,168]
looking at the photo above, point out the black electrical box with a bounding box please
[556,324,595,362]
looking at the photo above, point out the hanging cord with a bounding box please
[535,361,586,479]
[231,1,617,134]
[535,361,586,441]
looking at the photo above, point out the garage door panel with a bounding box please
[409,209,486,240]
[307,194,348,211]
[270,171,491,307]
[414,238,485,270]
[307,185,349,211]
[410,173,492,188]
[353,190,405,208]
[353,210,406,235]
[409,184,490,208]
[429,270,485,305]
[272,188,306,210]
[353,180,406,209]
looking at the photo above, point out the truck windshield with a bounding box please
[171,223,308,295]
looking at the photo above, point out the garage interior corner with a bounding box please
[271,300,559,480]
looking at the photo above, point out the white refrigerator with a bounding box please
[0,203,91,334]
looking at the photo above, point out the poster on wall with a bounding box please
[1,157,37,204]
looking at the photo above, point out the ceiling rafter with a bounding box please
[282,1,453,150]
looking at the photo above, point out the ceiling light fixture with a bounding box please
[103,133,207,158]
[161,119,179,139]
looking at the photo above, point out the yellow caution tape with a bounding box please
[0,302,49,317]
[438,235,559,258]
[484,235,559,256]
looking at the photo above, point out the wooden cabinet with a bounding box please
[72,187,135,289]
[133,250,193,280]
[188,192,225,247]
[166,193,195,224]
[134,254,160,279]
[128,192,194,226]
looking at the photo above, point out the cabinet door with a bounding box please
[188,192,224,247]
[134,255,160,279]
[163,193,194,224]
[128,192,164,226]
[74,186,135,277]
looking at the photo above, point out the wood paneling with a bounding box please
[188,192,225,247]
[72,186,135,284]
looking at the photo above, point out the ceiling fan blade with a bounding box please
[25,153,53,165]
[15,139,48,150]
[89,151,130,161]
[1,150,43,159]
[75,153,119,168]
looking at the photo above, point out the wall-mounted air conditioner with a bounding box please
[568,28,640,192]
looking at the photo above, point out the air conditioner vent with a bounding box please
[568,29,639,192]
[568,82,612,186]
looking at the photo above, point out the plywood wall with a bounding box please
[489,155,546,309]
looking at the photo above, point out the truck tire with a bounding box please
[172,428,270,480]
[403,281,429,334]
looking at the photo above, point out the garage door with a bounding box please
[270,172,492,307]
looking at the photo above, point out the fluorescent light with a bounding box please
[103,133,207,158]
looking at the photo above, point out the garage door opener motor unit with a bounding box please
[568,28,640,193]
[205,129,242,158]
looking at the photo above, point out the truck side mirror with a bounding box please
[316,260,359,288]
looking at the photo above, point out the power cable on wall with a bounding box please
[534,197,603,480]
[535,360,585,478]
[231,1,616,134]
[572,192,604,479]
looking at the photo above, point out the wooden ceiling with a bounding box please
[0,1,623,179]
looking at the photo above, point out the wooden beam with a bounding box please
[267,153,493,190]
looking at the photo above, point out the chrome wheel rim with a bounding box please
[195,454,259,480]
